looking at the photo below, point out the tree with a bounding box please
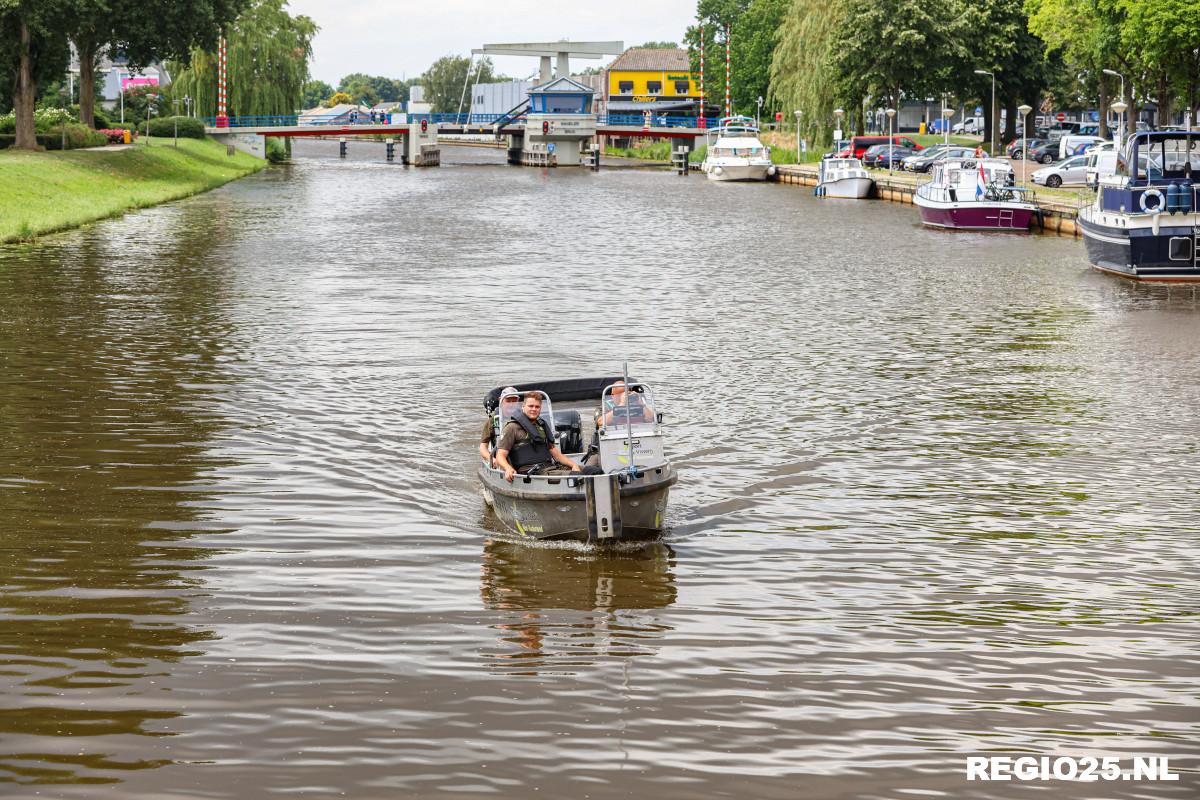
[64,0,246,129]
[338,72,409,103]
[418,54,502,113]
[324,91,352,107]
[637,41,679,49]
[117,83,168,124]
[685,0,750,114]
[830,0,970,125]
[169,0,318,119]
[770,0,850,147]
[0,0,71,149]
[302,78,332,108]
[732,0,788,119]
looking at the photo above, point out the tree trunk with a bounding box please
[1156,71,1173,127]
[76,37,97,129]
[1003,96,1017,143]
[13,19,38,150]
[1098,75,1109,139]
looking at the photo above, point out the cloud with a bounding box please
[286,0,696,84]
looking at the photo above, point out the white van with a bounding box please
[1059,134,1106,159]
[1086,149,1118,189]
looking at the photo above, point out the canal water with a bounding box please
[1,140,1197,799]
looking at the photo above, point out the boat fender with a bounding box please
[1180,180,1194,214]
[767,164,777,177]
[1165,182,1180,215]
[1138,188,1165,214]
[1152,212,1160,236]
[713,165,723,176]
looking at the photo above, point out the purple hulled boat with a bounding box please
[914,158,1039,231]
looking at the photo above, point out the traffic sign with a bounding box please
[547,142,556,153]
[1055,112,1066,121]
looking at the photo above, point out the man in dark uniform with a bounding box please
[494,393,582,482]
[479,387,520,465]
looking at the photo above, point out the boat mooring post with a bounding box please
[673,145,690,175]
[339,137,347,158]
[385,138,394,161]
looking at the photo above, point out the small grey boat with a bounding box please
[478,376,677,543]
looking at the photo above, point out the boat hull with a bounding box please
[915,196,1036,231]
[818,177,874,199]
[479,464,677,543]
[704,163,771,182]
[1078,210,1200,282]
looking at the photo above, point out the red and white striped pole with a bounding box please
[724,24,731,118]
[216,34,229,128]
[699,25,706,128]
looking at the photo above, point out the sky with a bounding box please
[287,0,698,86]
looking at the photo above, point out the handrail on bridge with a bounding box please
[204,113,708,130]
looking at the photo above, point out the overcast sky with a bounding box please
[287,0,698,86]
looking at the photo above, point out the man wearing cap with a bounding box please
[479,387,521,466]
[494,393,582,482]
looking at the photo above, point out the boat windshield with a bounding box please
[598,383,656,432]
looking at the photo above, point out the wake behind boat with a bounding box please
[701,116,777,182]
[915,158,1038,231]
[477,376,677,543]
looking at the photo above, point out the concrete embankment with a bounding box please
[0,137,265,244]
[774,164,1084,238]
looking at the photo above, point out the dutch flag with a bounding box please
[975,160,987,199]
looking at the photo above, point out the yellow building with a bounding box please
[605,48,703,116]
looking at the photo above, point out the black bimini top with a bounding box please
[483,376,633,412]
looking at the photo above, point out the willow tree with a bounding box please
[170,0,317,119]
[769,0,849,148]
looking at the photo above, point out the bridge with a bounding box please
[205,112,708,164]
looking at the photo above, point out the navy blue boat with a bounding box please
[1077,130,1200,282]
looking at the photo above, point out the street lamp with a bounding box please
[1111,100,1128,148]
[184,94,192,119]
[173,97,179,146]
[974,68,995,154]
[885,107,896,171]
[832,107,844,155]
[1102,68,1126,139]
[1017,103,1032,185]
[756,95,764,128]
[941,105,954,146]
[794,110,802,161]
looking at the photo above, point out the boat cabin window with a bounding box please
[599,383,656,431]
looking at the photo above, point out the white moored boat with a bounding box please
[815,157,874,198]
[701,116,777,182]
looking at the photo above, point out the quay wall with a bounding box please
[773,164,1082,238]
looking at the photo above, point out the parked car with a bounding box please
[1086,149,1119,189]
[952,117,982,134]
[1006,138,1045,160]
[842,135,923,159]
[1029,140,1062,164]
[862,144,916,169]
[1059,134,1107,159]
[904,145,977,172]
[1032,154,1090,188]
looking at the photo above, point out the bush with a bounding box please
[92,107,112,130]
[0,113,13,134]
[34,107,75,132]
[147,115,205,139]
[265,136,288,163]
[0,125,109,150]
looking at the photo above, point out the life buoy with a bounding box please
[1139,188,1165,214]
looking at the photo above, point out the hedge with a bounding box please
[0,125,109,151]
[147,116,205,139]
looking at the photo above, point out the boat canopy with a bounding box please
[1117,130,1200,185]
[483,376,631,412]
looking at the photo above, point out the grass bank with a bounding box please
[0,137,265,243]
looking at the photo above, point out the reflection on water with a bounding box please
[0,214,233,786]
[480,540,676,675]
[1,140,1198,798]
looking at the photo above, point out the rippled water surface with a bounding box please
[1,140,1198,799]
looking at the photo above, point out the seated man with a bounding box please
[598,381,654,428]
[494,393,582,482]
[479,387,520,465]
